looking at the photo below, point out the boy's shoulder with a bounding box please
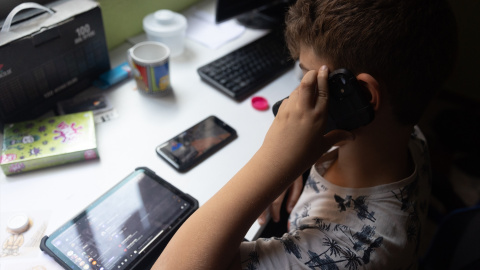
[240,127,432,269]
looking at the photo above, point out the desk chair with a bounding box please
[420,205,480,270]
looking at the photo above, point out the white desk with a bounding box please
[0,14,299,269]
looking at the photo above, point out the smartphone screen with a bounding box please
[156,116,237,172]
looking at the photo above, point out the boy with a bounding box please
[152,0,457,269]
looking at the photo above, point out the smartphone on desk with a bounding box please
[156,116,237,172]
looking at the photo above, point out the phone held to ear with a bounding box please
[272,68,374,133]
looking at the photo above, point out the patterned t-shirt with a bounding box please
[240,127,431,270]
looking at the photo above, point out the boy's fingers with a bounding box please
[258,190,288,225]
[270,191,287,222]
[278,66,327,114]
[298,70,318,109]
[315,65,329,110]
[258,209,269,225]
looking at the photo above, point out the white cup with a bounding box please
[127,41,172,95]
[143,10,187,57]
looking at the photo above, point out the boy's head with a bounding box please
[285,0,458,126]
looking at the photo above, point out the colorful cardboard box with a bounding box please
[1,111,98,175]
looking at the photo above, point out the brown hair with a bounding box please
[285,0,458,125]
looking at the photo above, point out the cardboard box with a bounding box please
[0,0,110,129]
[1,111,98,175]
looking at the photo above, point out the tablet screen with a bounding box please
[43,168,196,270]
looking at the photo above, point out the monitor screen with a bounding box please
[215,0,294,29]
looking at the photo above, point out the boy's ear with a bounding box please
[356,73,380,111]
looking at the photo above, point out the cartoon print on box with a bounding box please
[0,112,98,175]
[53,121,83,143]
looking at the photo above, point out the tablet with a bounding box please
[40,167,198,270]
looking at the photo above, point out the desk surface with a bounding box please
[0,12,299,269]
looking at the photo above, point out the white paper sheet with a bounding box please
[185,8,245,49]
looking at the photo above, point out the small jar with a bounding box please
[143,10,187,57]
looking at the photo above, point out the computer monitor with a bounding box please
[215,0,295,29]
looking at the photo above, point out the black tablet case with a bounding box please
[40,167,198,270]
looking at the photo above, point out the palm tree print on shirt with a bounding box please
[392,178,423,254]
[306,176,321,193]
[298,221,382,269]
[271,234,303,259]
[242,251,260,270]
[304,236,365,270]
[334,195,376,222]
[290,203,311,230]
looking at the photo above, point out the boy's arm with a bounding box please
[151,66,353,270]
[258,175,304,225]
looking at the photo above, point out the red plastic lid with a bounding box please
[251,96,269,111]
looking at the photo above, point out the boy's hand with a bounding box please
[260,66,354,177]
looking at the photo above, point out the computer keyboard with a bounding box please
[197,31,295,100]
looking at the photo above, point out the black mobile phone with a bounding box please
[40,167,198,270]
[272,68,374,133]
[156,116,237,172]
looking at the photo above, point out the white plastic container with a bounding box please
[143,10,187,57]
